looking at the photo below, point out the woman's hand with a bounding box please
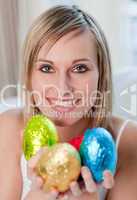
[24,183,58,200]
[58,166,114,200]
[24,147,114,200]
[24,148,59,200]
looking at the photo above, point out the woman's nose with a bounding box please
[57,73,73,98]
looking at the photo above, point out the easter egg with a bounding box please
[23,114,58,160]
[69,134,84,151]
[80,128,117,183]
[35,143,81,192]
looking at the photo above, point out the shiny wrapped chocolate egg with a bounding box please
[69,134,84,151]
[23,114,58,160]
[80,128,117,183]
[35,143,81,192]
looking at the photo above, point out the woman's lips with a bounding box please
[46,98,81,112]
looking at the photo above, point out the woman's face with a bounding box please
[31,28,99,126]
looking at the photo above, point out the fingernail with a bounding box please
[81,167,91,179]
[81,166,88,174]
[70,181,76,187]
[103,171,109,176]
[51,188,58,196]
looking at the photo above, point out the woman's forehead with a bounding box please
[37,28,97,62]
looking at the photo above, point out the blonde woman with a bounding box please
[0,5,137,200]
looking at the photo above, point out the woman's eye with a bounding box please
[72,64,89,73]
[40,64,54,73]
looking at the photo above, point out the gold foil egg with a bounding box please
[23,114,59,160]
[35,143,81,192]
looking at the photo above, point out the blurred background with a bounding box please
[0,0,137,120]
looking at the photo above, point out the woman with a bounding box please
[0,5,137,200]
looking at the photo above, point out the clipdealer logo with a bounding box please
[1,83,137,118]
[120,84,137,116]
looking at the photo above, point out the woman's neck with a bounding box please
[55,117,93,142]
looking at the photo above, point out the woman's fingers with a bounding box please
[27,188,59,200]
[102,170,114,189]
[31,176,43,190]
[27,147,48,179]
[81,166,97,193]
[45,190,59,200]
[70,181,82,197]
[58,194,69,200]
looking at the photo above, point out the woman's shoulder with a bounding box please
[0,108,24,130]
[108,115,137,139]
[0,109,24,198]
[106,118,137,198]
[109,115,137,166]
[0,108,24,154]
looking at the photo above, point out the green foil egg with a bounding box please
[23,114,59,160]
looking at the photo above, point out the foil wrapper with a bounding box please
[69,134,84,151]
[36,143,81,192]
[23,114,58,160]
[80,128,117,183]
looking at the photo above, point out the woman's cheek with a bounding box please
[85,76,99,108]
[30,80,44,106]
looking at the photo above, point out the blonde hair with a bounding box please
[20,5,112,128]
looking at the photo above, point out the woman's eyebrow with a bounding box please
[36,59,53,64]
[36,58,91,64]
[72,58,91,64]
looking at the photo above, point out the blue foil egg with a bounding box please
[80,128,117,183]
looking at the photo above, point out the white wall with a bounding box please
[18,0,125,72]
[75,0,123,72]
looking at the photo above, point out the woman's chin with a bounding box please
[39,108,82,126]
